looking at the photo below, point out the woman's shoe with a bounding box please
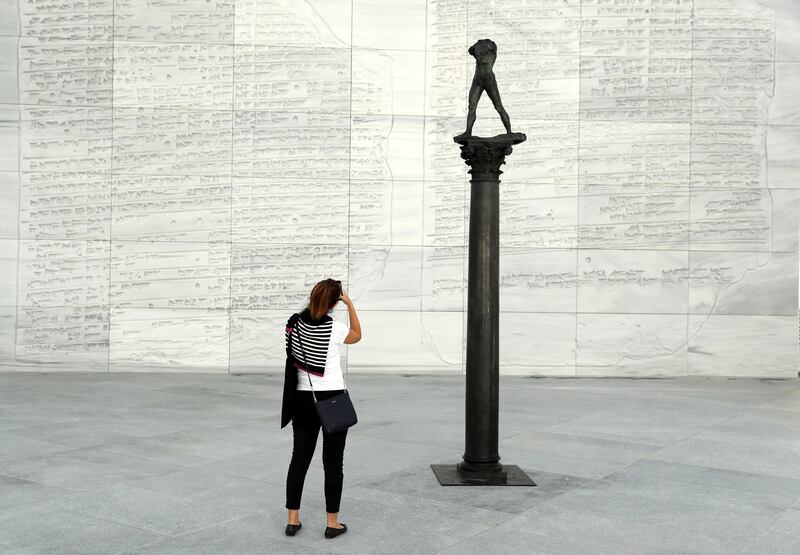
[285,522,302,536]
[324,522,347,539]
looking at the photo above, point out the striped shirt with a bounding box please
[289,317,333,376]
[285,309,350,391]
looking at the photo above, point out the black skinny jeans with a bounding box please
[285,389,348,513]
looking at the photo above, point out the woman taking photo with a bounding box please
[280,278,362,539]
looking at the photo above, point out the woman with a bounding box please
[280,278,362,539]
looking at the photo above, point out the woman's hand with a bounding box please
[340,290,353,306]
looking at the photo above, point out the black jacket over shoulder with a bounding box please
[281,312,301,428]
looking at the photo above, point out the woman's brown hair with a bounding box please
[307,278,342,320]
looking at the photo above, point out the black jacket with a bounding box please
[280,312,301,428]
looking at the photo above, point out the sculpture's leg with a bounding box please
[485,84,512,134]
[465,81,483,135]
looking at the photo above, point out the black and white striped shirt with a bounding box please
[285,308,350,390]
[288,316,333,376]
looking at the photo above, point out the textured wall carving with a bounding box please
[0,0,797,376]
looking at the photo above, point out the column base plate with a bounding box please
[430,464,537,486]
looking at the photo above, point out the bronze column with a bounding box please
[431,132,536,486]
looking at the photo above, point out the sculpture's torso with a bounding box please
[470,39,497,82]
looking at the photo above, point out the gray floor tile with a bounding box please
[0,432,77,463]
[690,408,800,450]
[336,435,457,484]
[127,522,333,555]
[759,388,800,413]
[649,436,800,480]
[540,410,721,447]
[497,429,660,479]
[0,446,183,491]
[98,425,266,466]
[500,429,665,463]
[129,465,291,514]
[341,484,512,527]
[440,526,670,555]
[542,484,785,544]
[50,482,258,537]
[193,440,299,487]
[3,423,143,450]
[487,504,740,555]
[0,473,69,512]
[595,470,798,511]
[0,410,86,433]
[767,504,800,536]
[606,459,800,502]
[0,502,166,554]
[741,531,800,555]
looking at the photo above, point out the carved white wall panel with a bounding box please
[499,312,578,376]
[577,313,689,376]
[688,251,798,315]
[346,310,463,372]
[499,248,577,313]
[688,314,797,376]
[0,0,796,376]
[577,249,690,314]
[349,245,422,311]
[110,306,230,371]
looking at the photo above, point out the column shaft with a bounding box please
[462,176,501,470]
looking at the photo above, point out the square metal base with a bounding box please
[431,464,537,486]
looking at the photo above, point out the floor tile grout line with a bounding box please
[0,469,207,520]
[106,511,268,553]
[574,453,800,508]
[639,402,768,463]
[752,381,800,410]
[6,503,180,547]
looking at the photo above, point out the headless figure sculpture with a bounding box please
[455,38,513,140]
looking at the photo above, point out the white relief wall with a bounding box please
[0,0,797,376]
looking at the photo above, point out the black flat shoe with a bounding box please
[285,522,302,536]
[325,522,347,539]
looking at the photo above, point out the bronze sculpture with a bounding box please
[455,38,515,141]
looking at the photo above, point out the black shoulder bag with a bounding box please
[294,320,358,433]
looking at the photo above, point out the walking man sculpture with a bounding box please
[455,38,513,140]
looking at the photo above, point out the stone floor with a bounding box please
[0,372,799,554]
